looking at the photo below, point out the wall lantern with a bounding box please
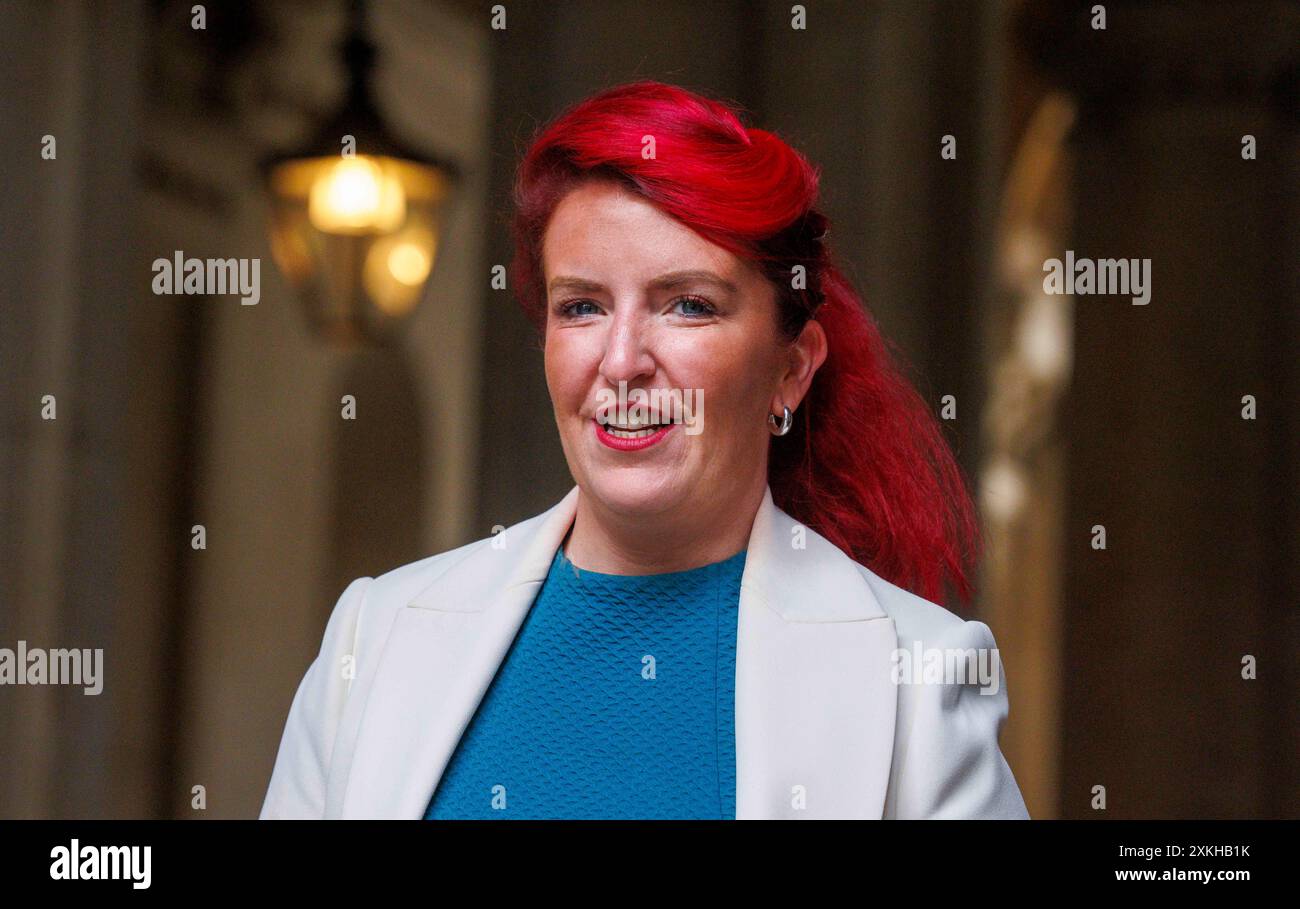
[263,0,457,345]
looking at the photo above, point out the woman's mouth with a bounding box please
[593,417,675,451]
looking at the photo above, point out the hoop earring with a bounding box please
[768,406,793,437]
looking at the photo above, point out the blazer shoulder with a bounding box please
[853,563,969,644]
[854,566,1031,819]
[361,537,489,615]
[356,498,561,617]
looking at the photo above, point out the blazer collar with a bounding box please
[335,484,898,819]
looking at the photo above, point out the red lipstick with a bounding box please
[594,418,675,451]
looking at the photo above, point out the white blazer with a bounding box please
[260,485,1030,819]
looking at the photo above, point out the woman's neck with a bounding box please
[563,480,765,576]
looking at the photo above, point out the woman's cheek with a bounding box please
[544,339,581,403]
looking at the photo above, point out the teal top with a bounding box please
[423,544,746,819]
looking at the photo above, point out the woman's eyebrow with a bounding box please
[548,270,738,295]
[548,275,605,295]
[650,270,739,293]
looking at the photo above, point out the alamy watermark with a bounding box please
[891,642,1002,695]
[50,840,150,889]
[595,379,704,435]
[152,250,260,305]
[0,641,103,695]
[1043,250,1151,305]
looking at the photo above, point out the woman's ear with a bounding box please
[777,318,828,412]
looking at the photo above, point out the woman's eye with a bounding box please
[559,299,600,317]
[673,295,715,317]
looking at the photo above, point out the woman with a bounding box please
[261,81,1030,820]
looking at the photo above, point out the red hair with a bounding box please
[510,81,980,605]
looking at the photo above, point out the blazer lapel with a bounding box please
[734,487,898,819]
[337,487,581,819]
[337,484,898,819]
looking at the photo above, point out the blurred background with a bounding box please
[0,0,1295,819]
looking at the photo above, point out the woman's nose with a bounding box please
[598,312,656,385]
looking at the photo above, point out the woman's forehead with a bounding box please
[541,183,746,289]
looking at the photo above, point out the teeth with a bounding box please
[606,425,661,438]
[597,416,668,431]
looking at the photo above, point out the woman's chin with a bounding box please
[581,471,687,518]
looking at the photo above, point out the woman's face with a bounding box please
[542,179,804,521]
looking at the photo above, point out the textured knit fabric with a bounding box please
[423,544,746,819]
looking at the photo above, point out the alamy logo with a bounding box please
[50,840,150,889]
[0,641,103,695]
[152,250,261,305]
[891,643,1002,695]
[595,380,704,435]
[1043,250,1151,305]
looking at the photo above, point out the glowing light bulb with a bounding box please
[307,157,406,234]
[387,242,431,286]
